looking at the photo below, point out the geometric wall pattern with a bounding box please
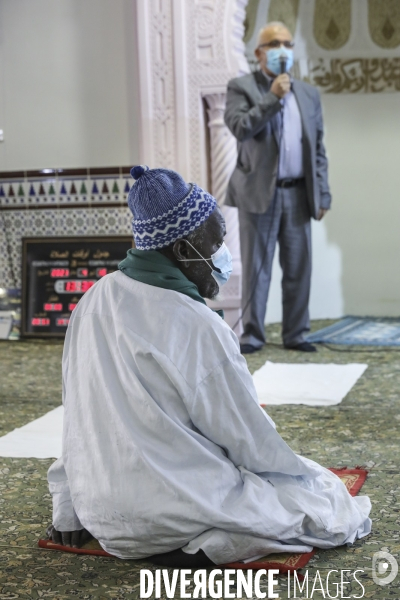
[0,167,134,289]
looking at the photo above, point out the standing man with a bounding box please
[224,21,331,353]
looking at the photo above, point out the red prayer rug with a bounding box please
[38,468,368,576]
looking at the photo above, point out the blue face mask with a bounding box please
[266,47,293,76]
[179,240,233,287]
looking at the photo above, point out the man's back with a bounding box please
[60,271,247,558]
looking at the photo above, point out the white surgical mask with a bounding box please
[178,240,233,287]
[266,47,294,75]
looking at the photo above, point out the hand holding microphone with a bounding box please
[270,53,290,98]
[271,73,290,98]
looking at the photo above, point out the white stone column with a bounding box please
[204,92,242,336]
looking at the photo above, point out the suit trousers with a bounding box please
[239,181,311,348]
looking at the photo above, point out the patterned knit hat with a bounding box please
[127,165,217,250]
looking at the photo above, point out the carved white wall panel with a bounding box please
[136,0,177,170]
[135,0,249,177]
[134,0,250,330]
[184,0,249,188]
[135,0,154,167]
[204,92,242,334]
[204,94,235,204]
[151,0,177,169]
[203,92,240,265]
[171,0,191,180]
[225,0,251,76]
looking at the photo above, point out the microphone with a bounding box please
[279,54,287,74]
[278,55,288,115]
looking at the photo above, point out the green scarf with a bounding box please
[118,249,224,319]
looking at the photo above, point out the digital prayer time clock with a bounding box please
[21,236,132,338]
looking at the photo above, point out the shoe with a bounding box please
[240,344,260,354]
[284,341,317,352]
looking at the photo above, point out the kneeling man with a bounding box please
[47,165,371,566]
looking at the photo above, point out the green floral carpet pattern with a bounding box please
[0,321,399,598]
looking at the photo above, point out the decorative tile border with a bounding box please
[0,167,133,208]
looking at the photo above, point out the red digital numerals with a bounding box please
[56,318,70,327]
[50,269,70,278]
[68,303,78,311]
[65,281,77,292]
[77,268,89,277]
[81,280,95,292]
[31,318,50,326]
[96,268,107,277]
[65,280,95,292]
[44,303,62,311]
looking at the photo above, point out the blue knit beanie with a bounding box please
[127,165,217,250]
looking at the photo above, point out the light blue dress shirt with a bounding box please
[278,90,304,179]
[262,71,304,180]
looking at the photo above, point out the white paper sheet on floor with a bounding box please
[0,405,63,458]
[0,362,367,458]
[253,362,367,407]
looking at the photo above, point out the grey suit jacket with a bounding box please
[224,70,332,218]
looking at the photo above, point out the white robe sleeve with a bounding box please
[46,325,82,532]
[47,456,83,532]
[188,352,319,478]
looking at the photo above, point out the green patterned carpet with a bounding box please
[0,320,399,599]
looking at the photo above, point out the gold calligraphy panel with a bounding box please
[267,0,299,36]
[308,58,400,93]
[243,0,261,44]
[313,0,351,50]
[368,0,400,48]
